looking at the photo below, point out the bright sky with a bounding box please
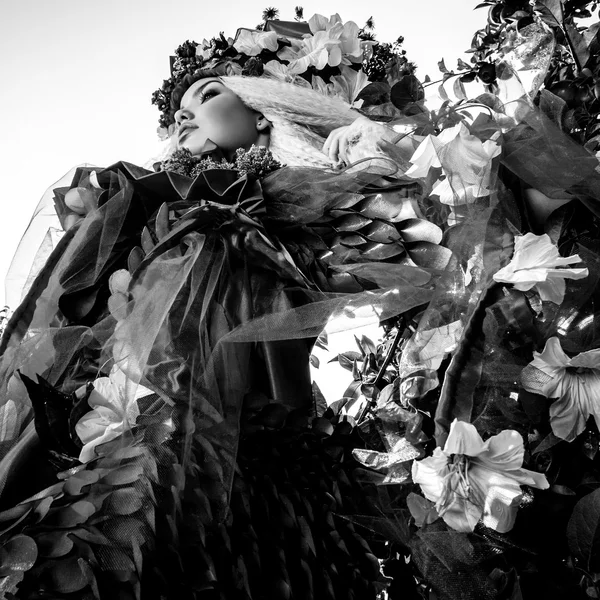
[0,0,485,308]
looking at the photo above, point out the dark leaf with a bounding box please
[356,334,377,357]
[360,220,402,243]
[128,246,145,273]
[535,0,563,26]
[312,381,328,418]
[44,557,90,593]
[438,58,450,74]
[311,417,334,436]
[407,493,440,527]
[33,496,55,523]
[390,75,425,110]
[315,330,328,350]
[564,18,591,70]
[361,241,405,260]
[103,488,144,516]
[355,81,390,107]
[551,484,576,496]
[69,527,112,546]
[533,432,563,454]
[309,354,320,368]
[460,71,477,83]
[52,500,96,528]
[99,464,145,487]
[64,470,100,496]
[405,242,452,270]
[19,373,79,457]
[35,531,74,558]
[334,213,372,231]
[567,488,600,571]
[0,535,38,574]
[333,351,363,372]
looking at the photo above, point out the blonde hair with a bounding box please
[220,76,360,169]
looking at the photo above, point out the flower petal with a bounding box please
[477,429,524,472]
[439,489,483,533]
[470,464,523,533]
[443,420,486,457]
[411,448,448,503]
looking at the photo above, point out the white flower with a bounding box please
[521,337,600,442]
[280,30,341,74]
[311,65,369,105]
[107,269,131,321]
[412,420,548,533]
[406,122,501,206]
[308,14,363,62]
[197,38,215,61]
[263,61,310,88]
[493,233,588,304]
[75,366,154,463]
[279,13,365,75]
[233,29,278,56]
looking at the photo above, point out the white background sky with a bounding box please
[0,0,486,308]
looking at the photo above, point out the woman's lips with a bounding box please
[178,125,198,141]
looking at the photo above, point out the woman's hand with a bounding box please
[323,116,418,172]
[323,116,389,166]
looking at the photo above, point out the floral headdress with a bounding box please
[151,13,422,139]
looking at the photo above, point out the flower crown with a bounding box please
[151,13,421,139]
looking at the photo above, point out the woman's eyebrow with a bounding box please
[191,80,221,100]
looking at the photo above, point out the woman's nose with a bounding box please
[174,107,193,124]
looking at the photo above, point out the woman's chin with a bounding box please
[178,137,208,156]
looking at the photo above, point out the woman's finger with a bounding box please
[323,127,346,163]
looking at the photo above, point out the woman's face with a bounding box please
[175,78,264,157]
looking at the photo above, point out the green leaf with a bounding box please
[438,58,450,74]
[567,488,600,571]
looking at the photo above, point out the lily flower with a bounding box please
[412,420,548,533]
[279,13,365,74]
[308,13,364,61]
[233,30,278,56]
[521,337,600,442]
[75,366,154,463]
[279,30,341,74]
[493,233,588,305]
[406,122,501,207]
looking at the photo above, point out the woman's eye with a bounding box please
[201,90,217,103]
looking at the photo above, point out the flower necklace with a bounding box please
[159,144,282,179]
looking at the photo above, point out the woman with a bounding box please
[0,16,444,598]
[0,13,594,600]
